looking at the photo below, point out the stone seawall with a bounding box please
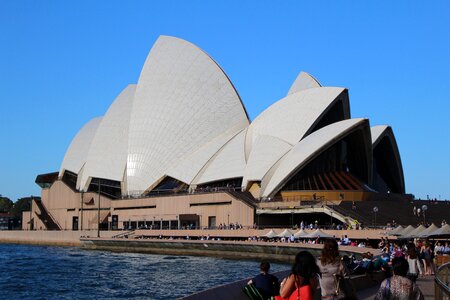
[80,238,378,263]
[0,231,116,247]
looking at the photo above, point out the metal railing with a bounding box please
[435,261,450,300]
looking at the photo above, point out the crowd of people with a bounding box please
[243,236,446,300]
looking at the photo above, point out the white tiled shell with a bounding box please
[126,36,249,193]
[242,135,292,188]
[261,118,369,197]
[370,125,405,193]
[371,125,389,147]
[193,129,247,185]
[287,71,321,95]
[245,87,348,158]
[78,85,136,191]
[59,117,102,176]
[166,123,242,184]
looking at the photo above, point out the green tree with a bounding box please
[10,197,34,218]
[0,196,13,213]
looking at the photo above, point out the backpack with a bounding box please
[244,283,264,300]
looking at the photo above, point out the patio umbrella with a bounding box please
[262,229,278,238]
[389,225,404,235]
[401,225,426,238]
[428,224,450,237]
[276,229,294,238]
[294,229,309,239]
[305,229,334,239]
[393,225,415,236]
[418,224,439,238]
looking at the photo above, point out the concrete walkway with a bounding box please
[357,276,435,300]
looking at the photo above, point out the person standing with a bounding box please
[248,261,279,299]
[406,243,421,282]
[278,251,320,300]
[374,257,424,300]
[317,239,351,299]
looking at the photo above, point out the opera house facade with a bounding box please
[25,36,406,231]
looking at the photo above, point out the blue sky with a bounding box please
[0,1,449,201]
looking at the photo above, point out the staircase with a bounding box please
[337,196,450,226]
[226,190,258,207]
[329,204,373,226]
[33,199,61,230]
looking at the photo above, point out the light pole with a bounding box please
[257,212,260,229]
[29,196,33,230]
[291,211,294,228]
[97,180,101,238]
[373,206,378,227]
[80,191,84,231]
[330,210,333,228]
[422,205,428,224]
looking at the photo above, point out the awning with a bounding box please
[305,229,334,238]
[294,229,309,238]
[418,224,439,238]
[276,229,294,238]
[262,229,278,238]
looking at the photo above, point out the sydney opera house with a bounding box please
[24,36,410,231]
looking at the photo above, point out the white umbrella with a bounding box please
[394,225,415,236]
[418,224,439,238]
[390,225,404,235]
[276,229,295,238]
[262,229,278,238]
[294,229,309,239]
[428,224,450,237]
[305,229,334,239]
[402,225,426,238]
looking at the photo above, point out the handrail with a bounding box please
[435,261,450,299]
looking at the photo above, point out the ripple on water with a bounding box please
[0,244,289,299]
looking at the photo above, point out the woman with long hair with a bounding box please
[420,242,432,275]
[317,239,349,299]
[278,251,320,300]
[406,243,421,282]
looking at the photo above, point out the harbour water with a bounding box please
[0,244,288,299]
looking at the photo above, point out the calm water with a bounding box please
[0,244,288,299]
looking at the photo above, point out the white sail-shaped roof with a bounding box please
[370,125,405,194]
[78,85,136,192]
[245,87,349,158]
[166,125,241,184]
[371,125,389,147]
[242,135,292,188]
[194,129,247,185]
[60,117,102,176]
[127,36,249,193]
[287,71,321,95]
[261,118,370,197]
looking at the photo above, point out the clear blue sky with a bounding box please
[1,1,449,201]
